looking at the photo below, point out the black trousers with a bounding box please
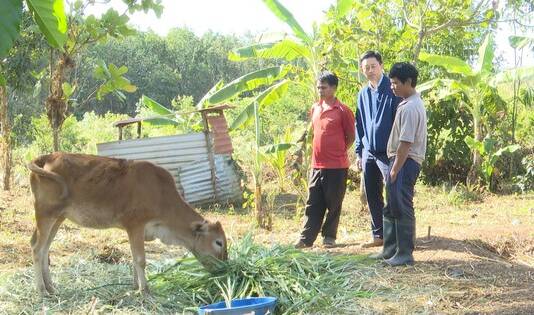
[300,168,348,245]
[362,151,390,239]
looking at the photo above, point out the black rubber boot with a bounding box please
[369,216,396,260]
[384,218,415,266]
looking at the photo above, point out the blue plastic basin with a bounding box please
[198,297,277,315]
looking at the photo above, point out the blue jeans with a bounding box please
[362,151,390,239]
[384,158,421,220]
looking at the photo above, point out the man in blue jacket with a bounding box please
[355,51,401,248]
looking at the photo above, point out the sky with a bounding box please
[86,0,336,36]
[86,0,532,69]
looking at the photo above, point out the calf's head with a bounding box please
[190,220,228,267]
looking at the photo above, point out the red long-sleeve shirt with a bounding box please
[310,99,355,169]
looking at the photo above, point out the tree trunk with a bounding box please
[3,140,11,191]
[255,183,271,230]
[467,116,482,186]
[46,52,73,152]
[412,29,425,65]
[52,127,60,153]
[0,85,11,190]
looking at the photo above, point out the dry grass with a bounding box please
[0,183,533,314]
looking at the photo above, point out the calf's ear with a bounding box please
[191,220,209,236]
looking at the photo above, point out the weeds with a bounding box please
[446,183,483,205]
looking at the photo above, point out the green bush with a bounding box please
[514,153,534,193]
[446,183,483,205]
[421,97,472,185]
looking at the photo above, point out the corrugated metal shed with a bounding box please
[97,133,208,195]
[179,154,241,205]
[96,132,241,207]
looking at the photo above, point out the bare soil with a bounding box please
[0,184,532,314]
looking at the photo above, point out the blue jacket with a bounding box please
[355,76,401,158]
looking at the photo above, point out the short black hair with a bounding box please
[317,71,338,87]
[389,62,418,87]
[360,50,383,64]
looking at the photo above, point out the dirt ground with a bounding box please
[0,183,532,314]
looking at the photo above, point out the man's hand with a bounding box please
[389,169,397,183]
[356,158,362,171]
[390,141,412,183]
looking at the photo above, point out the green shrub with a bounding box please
[446,183,483,205]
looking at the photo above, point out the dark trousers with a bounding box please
[384,158,421,220]
[362,151,390,239]
[300,168,348,245]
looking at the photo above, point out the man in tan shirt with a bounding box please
[370,62,427,266]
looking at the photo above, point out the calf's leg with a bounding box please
[41,216,65,293]
[127,226,149,295]
[31,214,59,296]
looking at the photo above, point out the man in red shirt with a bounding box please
[295,71,355,248]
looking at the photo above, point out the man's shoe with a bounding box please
[322,237,336,248]
[294,240,312,249]
[369,216,397,259]
[361,237,383,248]
[384,219,415,266]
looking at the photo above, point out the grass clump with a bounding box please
[446,183,483,205]
[0,234,375,314]
[152,233,375,314]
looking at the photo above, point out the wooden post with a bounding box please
[137,122,142,138]
[201,112,218,201]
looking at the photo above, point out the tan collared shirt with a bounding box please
[387,92,427,165]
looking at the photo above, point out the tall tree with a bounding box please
[1,0,68,189]
[400,0,496,64]
[73,29,261,117]
[43,0,162,151]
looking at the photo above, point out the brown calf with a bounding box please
[28,152,227,296]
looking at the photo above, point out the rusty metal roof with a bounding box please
[113,117,145,127]
[207,113,233,154]
[197,104,233,112]
[113,105,234,128]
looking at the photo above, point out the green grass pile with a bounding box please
[0,234,375,314]
[152,234,375,314]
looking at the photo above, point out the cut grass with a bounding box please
[0,234,376,315]
[152,233,375,314]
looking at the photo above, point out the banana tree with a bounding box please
[224,72,290,229]
[209,68,289,229]
[229,0,325,104]
[0,0,67,59]
[465,136,520,191]
[1,0,67,189]
[139,65,286,123]
[138,66,290,229]
[228,0,329,149]
[419,33,534,185]
[228,0,333,221]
